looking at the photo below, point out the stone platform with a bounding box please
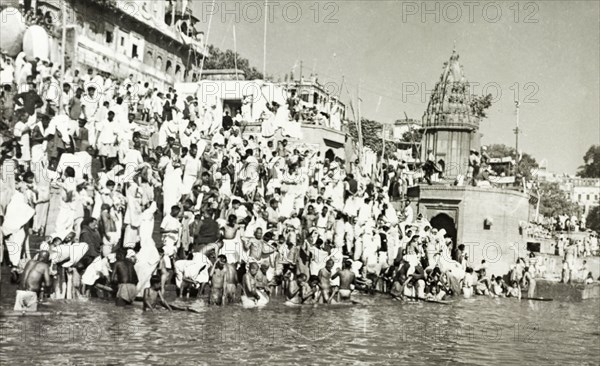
[535,279,600,301]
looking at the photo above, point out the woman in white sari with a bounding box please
[260,107,277,138]
[14,52,29,91]
[135,202,161,296]
[162,162,183,217]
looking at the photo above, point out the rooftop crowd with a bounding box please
[1,51,597,312]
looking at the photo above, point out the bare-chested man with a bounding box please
[243,228,264,262]
[223,258,238,304]
[143,276,172,311]
[332,260,356,302]
[210,255,227,305]
[256,263,271,295]
[222,215,239,239]
[220,214,242,263]
[15,251,52,312]
[286,273,314,304]
[242,262,260,301]
[112,250,138,306]
[317,259,335,303]
[242,262,268,307]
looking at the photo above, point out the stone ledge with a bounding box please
[419,184,531,199]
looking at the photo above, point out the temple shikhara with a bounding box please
[422,49,481,179]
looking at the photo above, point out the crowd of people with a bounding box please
[1,51,597,313]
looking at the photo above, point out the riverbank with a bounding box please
[1,274,599,365]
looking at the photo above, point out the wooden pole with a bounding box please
[233,24,238,81]
[263,0,268,79]
[381,124,386,182]
[514,101,520,177]
[298,60,303,100]
[59,0,67,114]
[357,82,363,165]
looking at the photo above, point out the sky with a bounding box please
[192,0,600,174]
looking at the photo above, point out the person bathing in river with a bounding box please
[241,262,268,307]
[143,276,172,311]
[506,280,521,298]
[332,260,355,302]
[461,267,475,298]
[15,251,52,312]
[210,255,227,305]
[223,257,238,304]
[491,276,505,297]
[286,273,314,305]
[112,250,138,306]
[521,266,536,298]
[256,263,272,296]
[317,259,336,303]
[475,268,491,296]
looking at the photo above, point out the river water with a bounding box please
[1,279,599,366]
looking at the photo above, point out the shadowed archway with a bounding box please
[430,213,458,249]
[325,149,335,162]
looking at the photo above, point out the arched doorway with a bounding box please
[430,213,457,249]
[325,149,335,162]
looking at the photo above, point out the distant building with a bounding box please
[280,79,346,122]
[174,79,350,162]
[534,167,600,218]
[383,119,421,164]
[561,177,600,217]
[28,0,206,90]
[533,166,568,183]
[382,119,421,141]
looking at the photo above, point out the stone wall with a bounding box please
[418,186,535,276]
[536,253,600,281]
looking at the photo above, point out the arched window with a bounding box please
[145,51,153,65]
[89,21,98,34]
[165,60,172,73]
[156,56,163,70]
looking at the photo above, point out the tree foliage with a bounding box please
[486,143,539,180]
[538,181,581,218]
[348,118,396,158]
[400,128,423,144]
[586,206,600,233]
[203,45,264,80]
[576,145,600,178]
[470,94,493,118]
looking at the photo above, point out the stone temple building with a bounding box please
[412,49,538,276]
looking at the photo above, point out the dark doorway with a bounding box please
[430,213,458,249]
[325,149,335,162]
